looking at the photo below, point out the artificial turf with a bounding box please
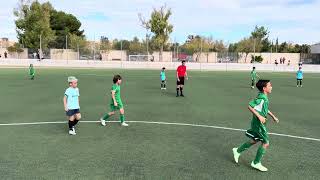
[0,68,319,180]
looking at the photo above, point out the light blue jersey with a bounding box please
[296,70,303,79]
[160,71,166,81]
[64,87,80,110]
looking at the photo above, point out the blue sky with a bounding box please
[0,0,319,44]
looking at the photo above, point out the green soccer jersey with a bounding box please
[29,67,35,76]
[250,70,257,81]
[111,84,122,104]
[248,93,269,132]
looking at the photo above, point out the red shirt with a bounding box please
[177,65,186,77]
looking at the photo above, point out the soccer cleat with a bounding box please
[164,88,166,90]
[69,129,76,135]
[251,161,268,172]
[180,94,185,97]
[100,118,106,126]
[251,86,254,89]
[232,148,240,163]
[121,122,129,127]
[297,85,299,87]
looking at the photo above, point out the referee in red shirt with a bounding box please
[176,60,188,97]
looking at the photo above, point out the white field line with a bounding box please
[0,120,319,142]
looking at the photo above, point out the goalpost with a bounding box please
[128,55,154,62]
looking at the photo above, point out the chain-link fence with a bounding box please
[300,53,320,64]
[217,52,239,63]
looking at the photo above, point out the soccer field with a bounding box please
[0,68,319,180]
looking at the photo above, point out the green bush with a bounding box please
[251,55,263,63]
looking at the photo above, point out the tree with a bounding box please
[128,37,144,55]
[68,33,87,51]
[14,0,55,50]
[140,5,173,61]
[112,39,130,51]
[50,10,84,49]
[236,37,254,62]
[100,36,111,53]
[251,26,270,52]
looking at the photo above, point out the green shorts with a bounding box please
[110,102,123,112]
[245,129,269,144]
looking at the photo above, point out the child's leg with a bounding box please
[73,113,81,126]
[251,80,254,87]
[102,111,115,121]
[300,80,302,86]
[297,79,299,86]
[68,116,75,130]
[253,143,269,164]
[237,139,256,153]
[119,108,125,123]
[164,81,166,88]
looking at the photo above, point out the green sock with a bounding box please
[254,145,266,164]
[237,141,253,153]
[120,114,125,123]
[102,113,110,121]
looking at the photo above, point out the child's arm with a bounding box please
[111,90,118,106]
[268,110,279,123]
[185,71,188,80]
[248,106,266,123]
[63,96,68,111]
[176,71,180,81]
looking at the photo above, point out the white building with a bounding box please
[311,43,320,53]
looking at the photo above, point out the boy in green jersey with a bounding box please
[29,64,35,80]
[160,67,166,90]
[100,75,128,127]
[250,67,260,89]
[233,80,279,172]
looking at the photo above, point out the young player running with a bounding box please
[176,60,188,97]
[29,64,35,80]
[232,80,279,172]
[63,76,81,135]
[100,75,129,127]
[250,67,260,89]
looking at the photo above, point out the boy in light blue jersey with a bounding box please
[296,67,303,87]
[63,76,81,135]
[160,67,166,90]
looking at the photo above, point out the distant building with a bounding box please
[0,38,15,48]
[311,43,320,54]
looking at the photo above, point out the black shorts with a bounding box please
[177,77,185,85]
[297,79,302,81]
[66,109,80,116]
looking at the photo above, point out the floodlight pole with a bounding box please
[65,35,67,49]
[39,34,42,59]
[253,38,256,64]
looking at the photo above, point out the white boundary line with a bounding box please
[0,120,319,142]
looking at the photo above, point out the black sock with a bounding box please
[73,120,79,126]
[300,80,302,86]
[176,88,179,95]
[180,87,183,95]
[68,121,73,130]
[164,84,166,88]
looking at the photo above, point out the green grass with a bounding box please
[0,68,319,180]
